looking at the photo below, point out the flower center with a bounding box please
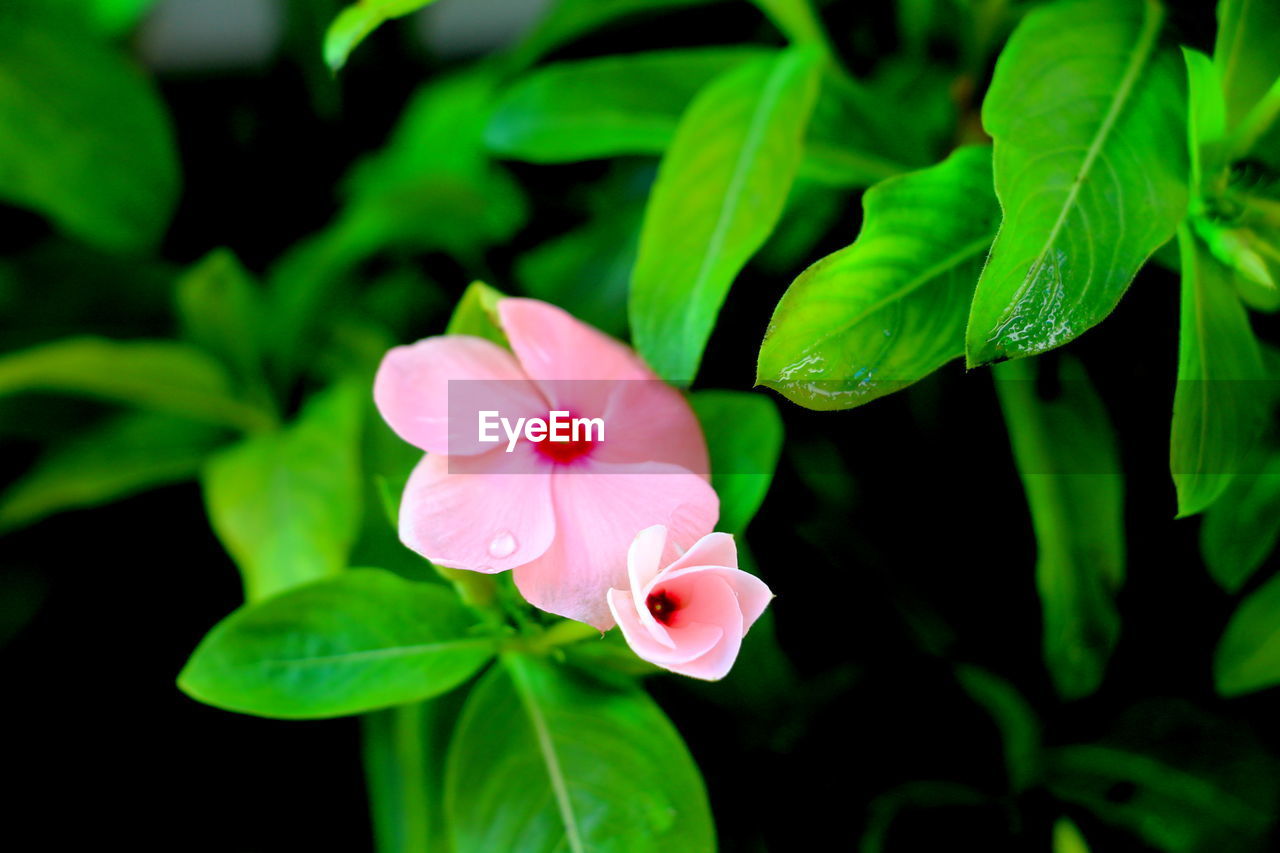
[532,410,598,465]
[646,589,681,626]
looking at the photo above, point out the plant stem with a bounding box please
[1228,76,1280,161]
[362,701,435,853]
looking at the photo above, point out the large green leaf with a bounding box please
[690,390,783,536]
[202,382,364,602]
[489,51,908,187]
[486,48,769,163]
[1216,572,1280,696]
[995,355,1125,700]
[1214,0,1280,133]
[178,569,496,718]
[0,411,226,532]
[965,0,1187,366]
[758,146,998,410]
[0,4,178,251]
[324,0,443,71]
[1201,453,1280,593]
[630,47,822,381]
[0,337,269,432]
[444,655,715,853]
[1170,226,1265,517]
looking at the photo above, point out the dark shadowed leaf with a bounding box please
[1217,572,1280,696]
[690,390,783,535]
[1201,453,1280,592]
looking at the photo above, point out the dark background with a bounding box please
[4,0,1279,849]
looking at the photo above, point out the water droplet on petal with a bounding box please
[487,530,517,559]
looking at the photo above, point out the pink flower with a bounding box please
[607,525,772,680]
[374,298,718,629]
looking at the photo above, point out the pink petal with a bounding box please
[663,532,739,574]
[398,449,555,573]
[512,460,719,629]
[661,575,745,680]
[374,336,545,455]
[661,564,774,631]
[607,588,723,665]
[626,525,678,649]
[592,379,710,478]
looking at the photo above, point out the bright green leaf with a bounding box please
[444,655,715,853]
[1054,818,1091,853]
[178,569,496,718]
[202,382,364,602]
[1171,225,1265,517]
[630,47,822,381]
[486,48,769,163]
[0,4,179,251]
[758,146,997,410]
[0,411,226,532]
[446,281,509,346]
[1183,48,1227,194]
[747,0,833,56]
[0,337,269,432]
[1214,0,1280,132]
[995,355,1125,700]
[966,0,1188,366]
[1201,453,1280,593]
[690,390,783,536]
[324,0,442,71]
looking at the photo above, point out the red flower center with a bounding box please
[646,589,681,626]
[532,410,599,465]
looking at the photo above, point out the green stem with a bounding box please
[362,702,435,853]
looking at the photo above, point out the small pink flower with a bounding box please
[607,525,772,680]
[374,298,718,629]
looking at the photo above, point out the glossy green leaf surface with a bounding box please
[758,146,998,410]
[690,390,783,535]
[444,655,714,853]
[630,47,822,381]
[0,412,226,532]
[995,356,1125,700]
[203,382,363,602]
[1201,453,1280,593]
[0,4,178,251]
[1171,226,1265,517]
[966,0,1188,366]
[0,337,268,432]
[178,569,496,718]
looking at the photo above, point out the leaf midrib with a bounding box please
[256,636,496,668]
[1000,0,1165,321]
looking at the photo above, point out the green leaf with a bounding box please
[1201,453,1280,593]
[324,0,442,71]
[444,655,715,853]
[486,48,770,163]
[746,0,833,56]
[1054,818,1091,853]
[965,0,1188,366]
[175,250,272,407]
[1171,226,1266,517]
[178,569,496,718]
[0,4,179,251]
[630,47,822,381]
[994,355,1125,700]
[509,0,720,70]
[202,382,364,602]
[1182,48,1227,194]
[1214,0,1280,132]
[0,411,226,532]
[0,337,269,432]
[955,664,1041,793]
[446,281,509,346]
[1217,570,1280,695]
[1048,743,1275,850]
[689,390,783,536]
[758,146,998,410]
